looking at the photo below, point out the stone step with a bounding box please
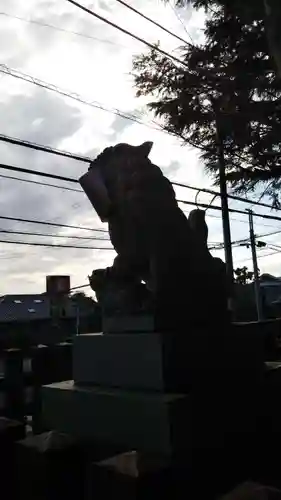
[103,315,154,334]
[41,381,190,456]
[73,332,193,392]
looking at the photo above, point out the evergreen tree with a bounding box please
[133,1,281,201]
[234,266,254,285]
[170,0,281,77]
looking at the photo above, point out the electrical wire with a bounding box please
[66,0,188,68]
[0,11,129,48]
[0,173,82,193]
[0,133,277,213]
[267,244,281,251]
[2,158,281,226]
[209,229,281,250]
[0,215,108,233]
[0,228,110,241]
[206,213,281,230]
[115,0,193,46]
[0,162,78,184]
[173,182,278,212]
[0,65,164,133]
[177,199,281,225]
[167,0,195,44]
[238,250,281,263]
[0,150,279,213]
[0,239,113,250]
[0,133,90,163]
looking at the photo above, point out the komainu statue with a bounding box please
[80,141,231,330]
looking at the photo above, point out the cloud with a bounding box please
[0,0,279,296]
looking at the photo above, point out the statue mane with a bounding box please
[79,140,231,327]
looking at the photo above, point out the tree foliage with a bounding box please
[170,0,281,76]
[234,266,254,285]
[133,0,281,200]
[70,291,98,312]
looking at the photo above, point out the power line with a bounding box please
[0,239,113,250]
[0,133,90,163]
[210,229,281,250]
[167,0,195,44]
[66,0,188,68]
[0,65,164,132]
[178,199,281,225]
[0,137,280,224]
[0,162,78,184]
[0,214,108,233]
[0,145,278,213]
[52,245,281,291]
[0,228,110,241]
[6,211,280,251]
[0,131,276,212]
[0,173,82,193]
[115,0,192,46]
[174,182,277,212]
[0,11,129,48]
[2,159,281,226]
[206,212,281,230]
[238,249,281,263]
[267,244,281,253]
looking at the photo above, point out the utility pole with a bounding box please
[213,107,234,316]
[76,304,80,336]
[248,209,263,321]
[215,119,234,282]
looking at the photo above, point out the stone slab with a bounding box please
[102,315,154,334]
[73,324,265,393]
[73,332,194,392]
[41,381,190,455]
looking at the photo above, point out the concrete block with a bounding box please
[73,332,197,392]
[42,381,190,455]
[103,315,154,334]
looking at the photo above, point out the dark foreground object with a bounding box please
[0,417,25,500]
[15,431,86,500]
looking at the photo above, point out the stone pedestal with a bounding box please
[41,324,266,495]
[73,332,193,392]
[103,315,154,334]
[42,330,193,457]
[42,381,190,456]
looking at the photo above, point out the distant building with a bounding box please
[0,294,76,323]
[259,274,281,306]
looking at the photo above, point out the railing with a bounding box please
[0,342,72,433]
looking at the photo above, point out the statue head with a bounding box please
[79,142,153,222]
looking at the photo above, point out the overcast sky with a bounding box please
[0,0,280,295]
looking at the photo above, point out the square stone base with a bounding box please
[103,315,154,334]
[42,381,190,456]
[73,331,206,393]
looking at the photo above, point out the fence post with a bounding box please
[15,431,87,500]
[31,343,72,434]
[0,416,26,500]
[31,345,49,434]
[4,348,25,424]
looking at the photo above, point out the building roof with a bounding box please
[0,294,76,322]
[0,294,50,322]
